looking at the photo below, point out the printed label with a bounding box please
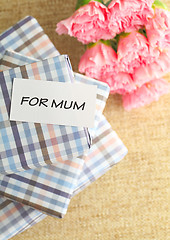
[10,78,97,128]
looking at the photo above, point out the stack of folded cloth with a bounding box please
[0,16,128,240]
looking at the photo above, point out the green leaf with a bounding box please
[86,40,110,49]
[76,0,103,10]
[138,28,147,38]
[110,38,119,53]
[86,33,131,53]
[103,0,112,7]
[109,32,130,53]
[109,35,121,53]
[118,32,131,38]
[86,42,98,49]
[152,0,168,10]
[100,39,111,46]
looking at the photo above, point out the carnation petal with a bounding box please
[108,0,154,35]
[79,42,117,80]
[56,16,73,35]
[56,1,112,44]
[117,31,160,74]
[146,8,170,49]
[123,78,170,110]
[105,72,137,94]
[133,50,170,87]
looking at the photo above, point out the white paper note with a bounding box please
[10,78,97,128]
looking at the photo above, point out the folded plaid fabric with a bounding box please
[0,198,45,240]
[0,114,127,240]
[0,51,111,218]
[0,50,110,138]
[0,54,91,174]
[74,114,127,195]
[0,17,127,239]
[0,50,37,70]
[0,157,86,217]
[0,16,59,59]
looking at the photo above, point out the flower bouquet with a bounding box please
[56,0,170,110]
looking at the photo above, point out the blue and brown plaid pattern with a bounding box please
[0,51,111,218]
[74,115,128,195]
[74,73,110,136]
[0,16,127,239]
[0,49,110,137]
[0,198,45,240]
[0,114,127,239]
[0,50,37,70]
[0,156,86,217]
[0,54,91,174]
[0,16,59,59]
[1,53,126,216]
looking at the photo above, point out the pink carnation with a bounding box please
[117,31,160,73]
[78,42,118,81]
[145,8,170,49]
[108,0,154,36]
[56,1,111,44]
[123,78,170,110]
[104,72,137,94]
[78,42,137,94]
[133,50,170,87]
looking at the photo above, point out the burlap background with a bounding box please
[0,0,169,239]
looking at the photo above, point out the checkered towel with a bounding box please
[0,16,128,240]
[0,54,92,175]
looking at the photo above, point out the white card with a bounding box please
[10,78,97,128]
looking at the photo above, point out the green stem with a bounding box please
[76,0,104,10]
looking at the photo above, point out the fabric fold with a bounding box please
[0,16,127,240]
